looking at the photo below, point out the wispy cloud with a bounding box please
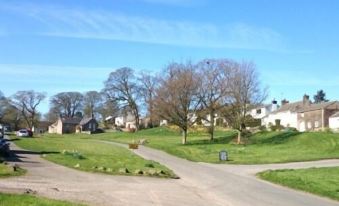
[0,2,309,53]
[0,64,113,95]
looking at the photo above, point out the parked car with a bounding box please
[0,139,10,156]
[16,129,30,137]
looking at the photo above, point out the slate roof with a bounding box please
[298,101,337,113]
[61,117,82,124]
[331,111,339,118]
[79,117,96,126]
[269,100,338,115]
[270,101,305,114]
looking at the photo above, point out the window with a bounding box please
[256,109,261,114]
[307,122,312,129]
[89,123,92,129]
[315,121,319,128]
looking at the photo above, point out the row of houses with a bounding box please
[46,94,339,134]
[251,95,339,132]
[48,116,98,134]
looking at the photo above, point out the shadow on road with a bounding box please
[6,149,59,163]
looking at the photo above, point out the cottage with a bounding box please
[79,116,98,133]
[115,111,136,129]
[297,101,339,131]
[329,112,339,132]
[48,117,82,134]
[262,98,307,129]
[33,121,52,134]
[262,95,339,131]
[249,100,278,120]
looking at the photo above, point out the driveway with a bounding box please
[0,139,339,206]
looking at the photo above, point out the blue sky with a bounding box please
[1,0,339,114]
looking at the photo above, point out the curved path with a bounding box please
[104,141,339,206]
[0,139,339,206]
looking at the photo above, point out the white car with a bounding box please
[16,129,29,137]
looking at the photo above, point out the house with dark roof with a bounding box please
[79,116,98,133]
[48,117,82,134]
[262,95,339,131]
[297,101,339,131]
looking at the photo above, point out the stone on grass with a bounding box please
[119,168,130,174]
[11,164,20,172]
[134,169,144,175]
[147,169,157,176]
[106,168,113,172]
[145,163,154,168]
[157,170,166,175]
[138,139,149,145]
[98,166,106,171]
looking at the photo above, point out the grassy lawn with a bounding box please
[13,135,176,178]
[0,163,26,178]
[90,127,339,164]
[258,167,339,201]
[0,193,85,206]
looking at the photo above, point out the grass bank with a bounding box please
[258,167,339,201]
[0,193,86,206]
[0,163,25,178]
[92,127,339,164]
[13,135,176,178]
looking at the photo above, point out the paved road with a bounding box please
[1,139,339,206]
[103,141,339,206]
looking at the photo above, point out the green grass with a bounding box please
[90,127,339,164]
[0,163,26,178]
[258,167,339,201]
[0,193,85,206]
[13,135,176,178]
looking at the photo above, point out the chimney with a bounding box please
[271,99,278,111]
[281,99,289,106]
[303,94,310,106]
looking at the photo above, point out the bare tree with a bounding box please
[222,60,268,144]
[83,91,102,117]
[0,91,6,122]
[98,97,119,122]
[196,59,232,140]
[11,90,46,130]
[104,67,141,130]
[139,72,158,127]
[154,62,200,144]
[50,92,84,118]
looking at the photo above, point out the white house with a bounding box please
[249,100,278,119]
[329,112,339,132]
[262,96,311,129]
[115,111,136,129]
[160,119,168,126]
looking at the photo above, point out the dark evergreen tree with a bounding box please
[313,90,328,103]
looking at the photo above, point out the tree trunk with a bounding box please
[209,111,215,141]
[134,109,140,131]
[237,129,241,144]
[182,129,187,144]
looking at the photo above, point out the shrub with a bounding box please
[270,125,285,131]
[259,125,267,131]
[128,128,136,133]
[284,127,298,132]
[324,127,333,133]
